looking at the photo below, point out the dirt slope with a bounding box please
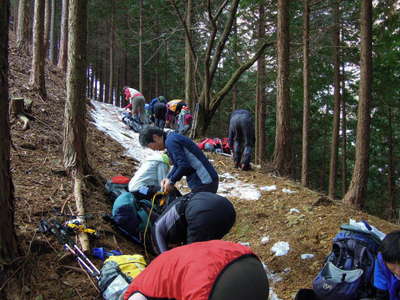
[7,31,400,300]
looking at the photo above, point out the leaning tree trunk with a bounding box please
[343,0,372,209]
[301,0,310,187]
[63,0,91,251]
[0,0,19,266]
[57,0,68,71]
[29,0,46,99]
[273,0,292,176]
[328,0,341,199]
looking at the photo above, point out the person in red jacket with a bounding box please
[123,240,269,300]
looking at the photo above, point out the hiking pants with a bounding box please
[228,110,254,168]
[153,102,167,129]
[210,256,269,300]
[191,178,219,193]
[131,96,145,122]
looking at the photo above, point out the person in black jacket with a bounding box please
[151,192,236,255]
[152,101,167,129]
[228,109,255,170]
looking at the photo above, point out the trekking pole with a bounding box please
[39,219,101,280]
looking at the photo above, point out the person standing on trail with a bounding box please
[152,100,167,129]
[139,126,219,193]
[123,87,145,123]
[123,240,269,300]
[228,109,255,171]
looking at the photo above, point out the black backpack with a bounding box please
[313,221,382,300]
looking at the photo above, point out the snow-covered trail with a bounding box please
[91,101,266,201]
[90,100,282,299]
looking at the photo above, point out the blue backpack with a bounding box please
[313,221,382,300]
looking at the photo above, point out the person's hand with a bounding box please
[161,178,174,194]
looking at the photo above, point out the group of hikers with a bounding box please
[108,87,400,300]
[109,121,269,299]
[121,87,193,135]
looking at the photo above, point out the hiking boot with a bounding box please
[241,164,251,171]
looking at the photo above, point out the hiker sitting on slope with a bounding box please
[139,126,219,193]
[228,109,255,171]
[123,240,269,300]
[151,192,235,255]
[374,230,400,300]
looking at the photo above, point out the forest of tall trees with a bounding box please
[0,0,399,298]
[4,0,400,234]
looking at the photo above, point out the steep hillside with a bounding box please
[7,32,400,300]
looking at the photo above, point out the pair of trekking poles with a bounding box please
[39,219,101,280]
[38,192,167,278]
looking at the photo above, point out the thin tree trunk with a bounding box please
[386,107,395,219]
[301,0,310,186]
[29,0,46,99]
[57,0,68,71]
[328,0,341,199]
[44,0,50,55]
[104,50,110,103]
[255,3,266,165]
[99,57,104,102]
[343,0,372,209]
[184,0,194,108]
[320,104,330,190]
[139,0,144,92]
[273,0,292,176]
[108,2,114,105]
[341,62,347,196]
[16,0,30,53]
[48,0,55,63]
[0,0,19,266]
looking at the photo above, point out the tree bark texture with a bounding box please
[343,0,372,209]
[57,0,68,71]
[273,0,292,176]
[139,0,144,93]
[29,0,46,99]
[0,0,19,265]
[16,0,30,53]
[301,0,310,187]
[386,108,396,219]
[44,0,50,54]
[341,62,347,196]
[48,0,55,63]
[184,0,194,108]
[328,0,341,199]
[255,3,267,165]
[108,2,114,104]
[63,0,91,175]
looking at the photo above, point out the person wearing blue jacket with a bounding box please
[139,126,219,194]
[373,230,400,300]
